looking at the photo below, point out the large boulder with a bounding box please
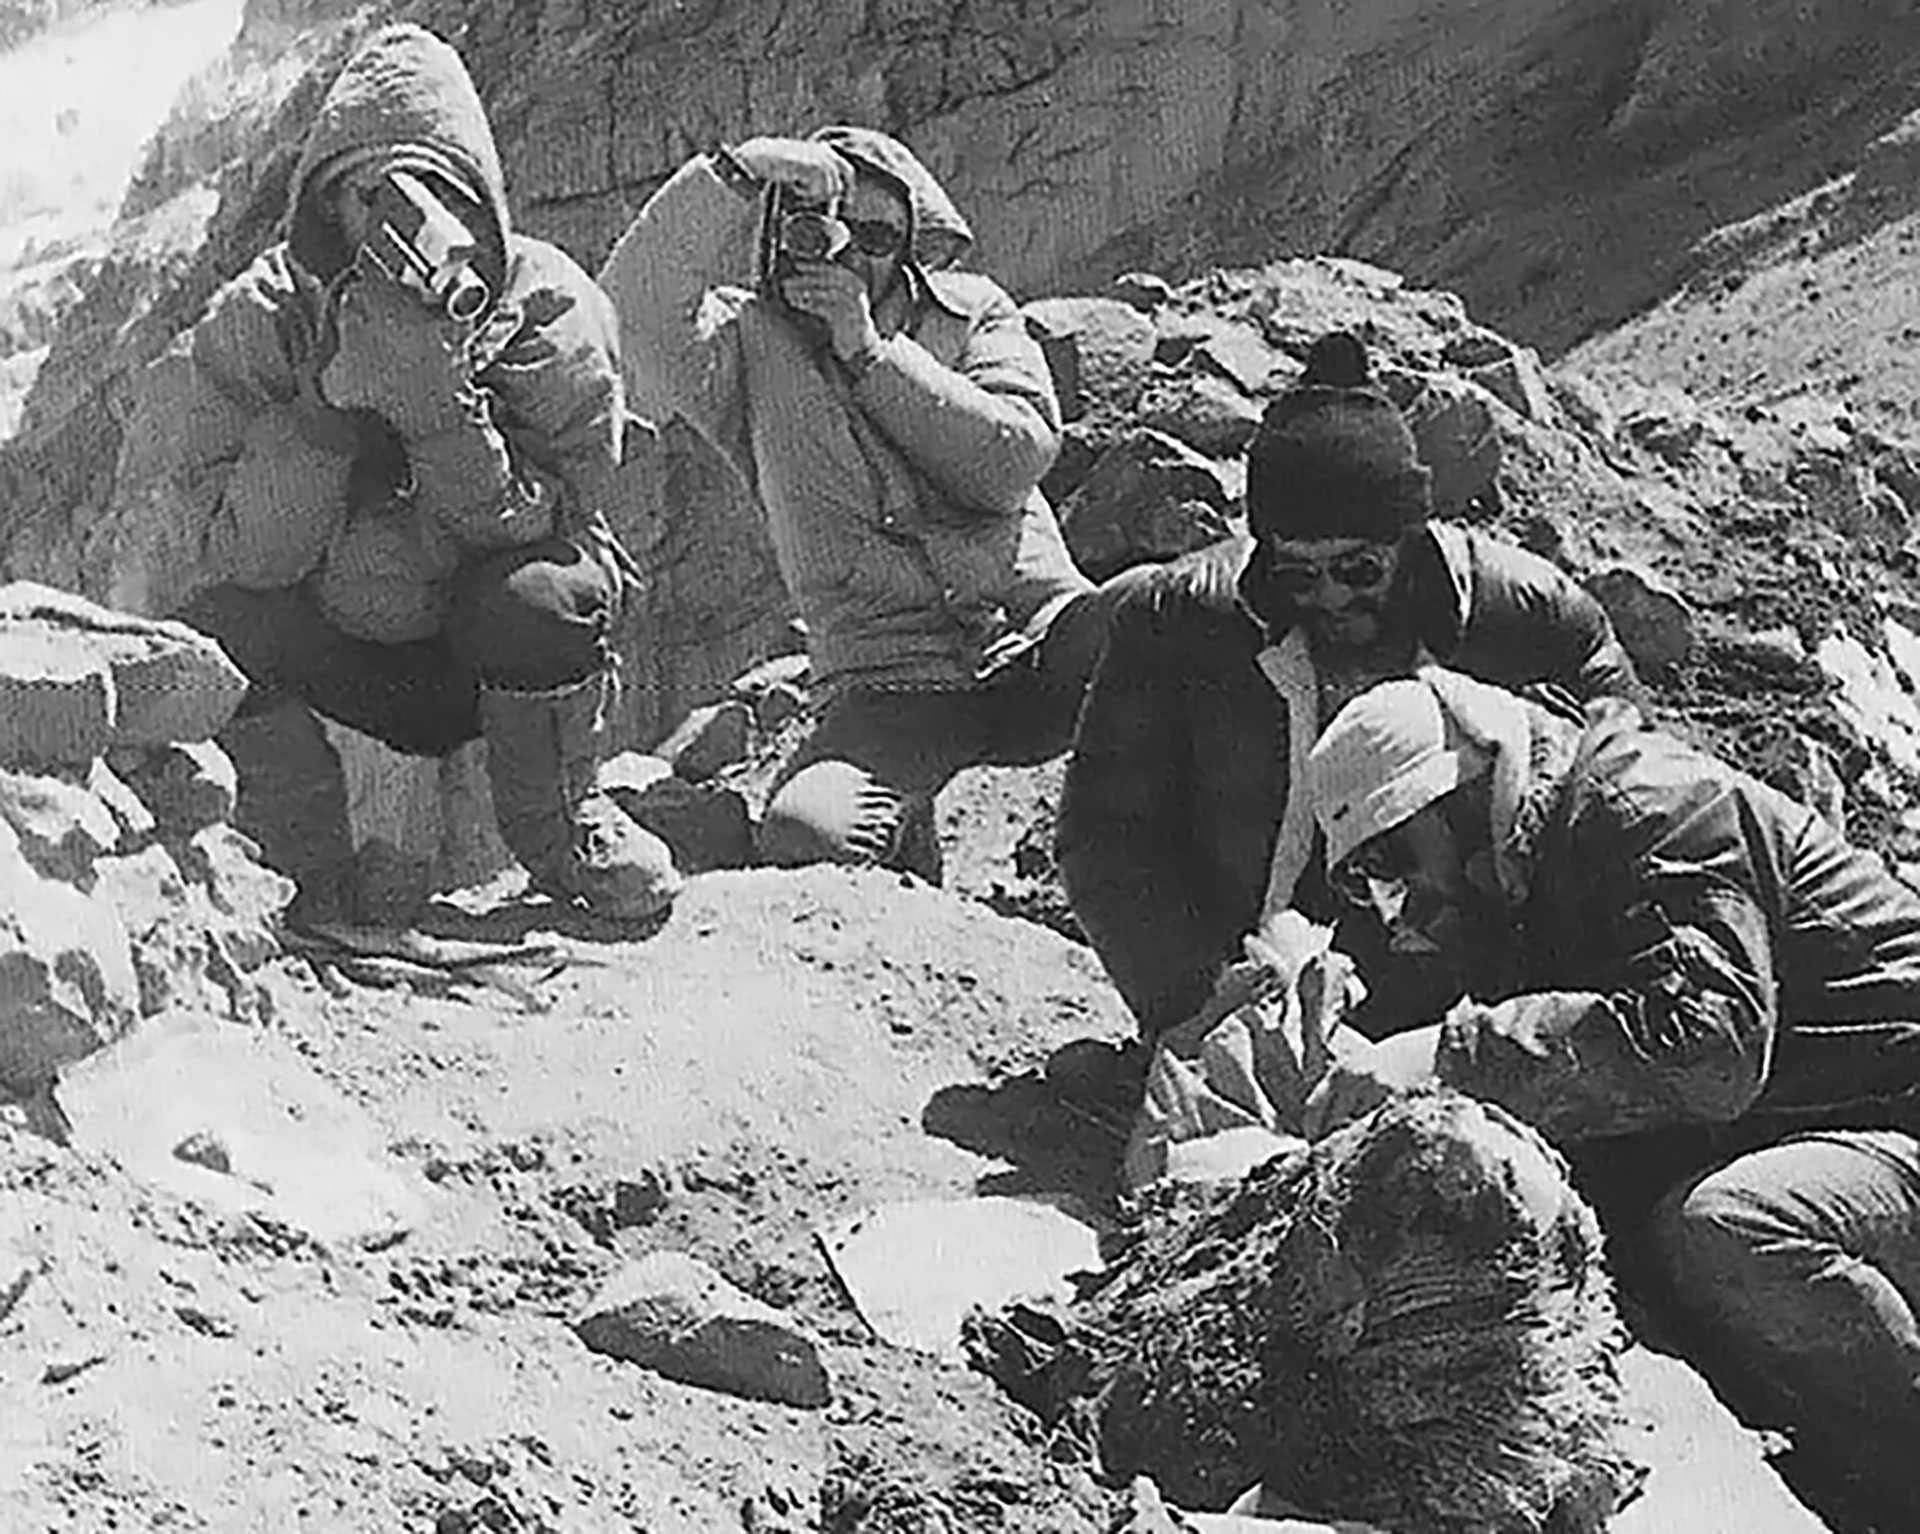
[0,581,246,763]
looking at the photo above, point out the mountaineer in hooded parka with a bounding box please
[598,129,1154,884]
[103,23,678,928]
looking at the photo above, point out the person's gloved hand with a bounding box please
[777,259,883,366]
[320,273,476,439]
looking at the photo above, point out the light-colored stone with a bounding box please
[657,700,753,785]
[0,627,116,766]
[85,758,156,842]
[0,767,119,884]
[61,1013,429,1248]
[1406,374,1504,516]
[819,1198,1103,1359]
[0,816,139,1097]
[1586,565,1698,674]
[0,581,247,747]
[1022,296,1159,425]
[573,1251,830,1409]
[1137,370,1264,457]
[1058,428,1237,579]
[1467,347,1558,424]
[1819,628,1920,776]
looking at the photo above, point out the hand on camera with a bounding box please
[728,136,854,203]
[776,261,882,366]
[320,272,476,439]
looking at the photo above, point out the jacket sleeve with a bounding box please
[1454,531,1644,705]
[852,276,1060,518]
[420,238,629,557]
[1436,868,1778,1143]
[595,155,754,467]
[107,254,352,617]
[1055,580,1243,1036]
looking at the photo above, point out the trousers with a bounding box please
[1653,1127,1920,1526]
[758,568,1152,879]
[179,536,620,755]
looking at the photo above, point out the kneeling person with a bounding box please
[1302,667,1920,1527]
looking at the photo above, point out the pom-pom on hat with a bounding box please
[1246,331,1432,543]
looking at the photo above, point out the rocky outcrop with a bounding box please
[0,581,285,1128]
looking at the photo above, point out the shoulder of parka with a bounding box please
[498,234,617,348]
[920,268,1019,325]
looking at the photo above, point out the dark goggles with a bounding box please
[1261,545,1396,598]
[842,217,909,258]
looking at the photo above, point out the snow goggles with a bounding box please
[1262,546,1396,598]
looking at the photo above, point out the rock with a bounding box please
[0,815,140,1098]
[818,1198,1102,1359]
[62,1014,428,1248]
[1405,374,1503,516]
[657,700,753,784]
[1467,347,1558,424]
[603,773,755,876]
[109,739,238,838]
[1819,628,1920,776]
[0,767,120,883]
[0,581,247,748]
[1112,272,1176,312]
[86,758,155,842]
[1586,565,1698,674]
[0,626,116,766]
[598,751,675,801]
[93,842,269,1021]
[1153,313,1283,397]
[176,824,291,974]
[1058,428,1237,579]
[1022,297,1156,423]
[1137,370,1264,456]
[573,1251,830,1409]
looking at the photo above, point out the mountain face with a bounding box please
[5,0,1920,822]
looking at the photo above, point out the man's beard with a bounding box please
[1239,561,1398,657]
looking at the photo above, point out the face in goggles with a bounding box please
[842,216,909,259]
[1262,544,1397,600]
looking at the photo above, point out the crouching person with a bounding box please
[107,24,677,928]
[1299,666,1920,1527]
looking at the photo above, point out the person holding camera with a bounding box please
[600,129,1131,880]
[106,23,678,927]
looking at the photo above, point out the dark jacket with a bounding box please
[1439,701,1920,1154]
[1056,522,1639,1036]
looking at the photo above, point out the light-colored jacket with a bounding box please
[598,131,1090,690]
[103,24,629,638]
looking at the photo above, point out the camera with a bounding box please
[355,169,491,323]
[778,208,852,263]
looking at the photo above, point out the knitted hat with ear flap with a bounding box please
[1246,331,1433,543]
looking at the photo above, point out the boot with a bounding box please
[219,698,358,930]
[479,671,682,920]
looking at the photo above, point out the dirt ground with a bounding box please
[0,862,1850,1533]
[2,867,1138,1532]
